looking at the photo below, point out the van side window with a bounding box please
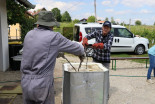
[115,28,133,38]
[85,28,91,34]
[85,27,102,34]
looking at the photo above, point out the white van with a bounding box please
[73,22,149,56]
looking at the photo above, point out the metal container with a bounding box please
[62,62,109,104]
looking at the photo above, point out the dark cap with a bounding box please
[103,21,111,28]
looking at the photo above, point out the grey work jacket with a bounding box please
[20,27,84,103]
[21,27,84,76]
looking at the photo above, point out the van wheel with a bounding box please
[86,47,94,57]
[135,45,145,55]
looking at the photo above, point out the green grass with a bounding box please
[111,52,149,63]
[53,22,74,34]
[111,53,131,57]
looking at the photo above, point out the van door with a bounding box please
[73,26,80,42]
[112,28,134,52]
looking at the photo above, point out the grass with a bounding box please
[66,52,149,64]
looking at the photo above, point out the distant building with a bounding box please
[9,11,34,40]
[97,21,105,23]
[8,23,21,40]
[80,18,87,22]
[28,8,47,16]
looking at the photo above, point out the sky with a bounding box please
[28,0,155,25]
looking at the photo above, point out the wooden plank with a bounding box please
[111,57,149,60]
[0,85,22,94]
[0,94,17,104]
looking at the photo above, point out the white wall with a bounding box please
[0,0,9,71]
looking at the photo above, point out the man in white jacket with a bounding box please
[20,11,85,104]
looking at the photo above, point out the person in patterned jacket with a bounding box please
[82,21,113,69]
[82,21,113,101]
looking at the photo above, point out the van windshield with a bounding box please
[85,27,102,34]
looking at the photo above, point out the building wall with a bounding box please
[0,0,9,71]
[9,23,21,39]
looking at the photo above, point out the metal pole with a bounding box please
[129,19,131,31]
[9,25,10,36]
[16,28,17,40]
[94,0,97,22]
[115,60,116,71]
[146,59,148,68]
[112,60,113,70]
[63,56,77,72]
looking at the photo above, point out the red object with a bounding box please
[79,32,82,42]
[82,37,88,47]
[92,43,104,49]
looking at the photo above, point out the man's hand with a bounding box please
[57,52,64,58]
[79,54,85,62]
[92,43,104,49]
[82,37,88,47]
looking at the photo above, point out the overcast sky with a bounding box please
[29,0,155,25]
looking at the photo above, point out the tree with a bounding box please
[87,16,96,22]
[120,23,124,26]
[154,22,155,26]
[51,8,61,22]
[61,11,71,22]
[111,17,116,24]
[116,22,119,25]
[73,19,80,23]
[105,17,109,21]
[135,20,142,25]
[7,0,36,42]
[7,0,27,25]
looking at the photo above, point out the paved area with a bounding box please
[0,54,154,104]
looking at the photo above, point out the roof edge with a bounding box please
[16,0,35,9]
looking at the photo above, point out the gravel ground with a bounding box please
[0,54,155,104]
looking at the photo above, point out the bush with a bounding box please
[20,17,36,42]
[87,16,96,22]
[135,20,142,26]
[73,19,80,23]
[63,27,73,40]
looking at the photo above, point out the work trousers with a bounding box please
[21,74,55,104]
[147,54,155,79]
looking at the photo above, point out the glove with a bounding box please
[57,52,64,58]
[92,43,104,49]
[79,54,86,62]
[82,37,88,47]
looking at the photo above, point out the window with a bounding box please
[85,28,91,34]
[85,27,102,34]
[115,28,133,38]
